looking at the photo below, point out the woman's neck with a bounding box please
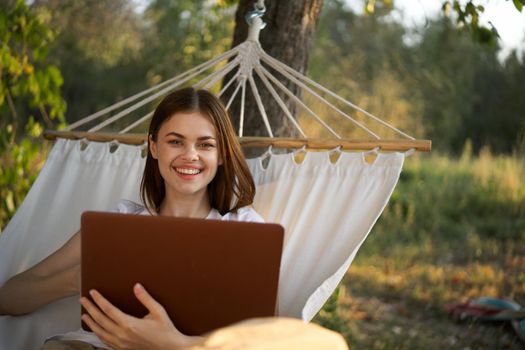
[159,190,211,219]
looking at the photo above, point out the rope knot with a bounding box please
[237,42,261,81]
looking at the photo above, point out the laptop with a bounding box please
[80,211,284,335]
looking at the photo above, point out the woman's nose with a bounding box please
[181,145,199,161]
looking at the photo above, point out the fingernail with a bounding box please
[135,283,143,290]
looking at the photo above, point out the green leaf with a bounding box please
[453,1,461,13]
[473,26,496,46]
[33,46,49,61]
[465,2,476,15]
[46,66,63,87]
[5,192,14,213]
[442,1,452,16]
[513,0,523,11]
[25,117,43,138]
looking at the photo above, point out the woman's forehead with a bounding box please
[159,111,217,137]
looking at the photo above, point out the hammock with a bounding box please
[0,2,430,349]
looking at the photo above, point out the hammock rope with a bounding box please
[259,48,380,139]
[88,48,241,133]
[261,50,416,140]
[65,47,240,132]
[256,65,341,138]
[255,65,307,138]
[248,73,274,137]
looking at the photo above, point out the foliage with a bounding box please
[28,0,236,131]
[413,17,525,154]
[309,0,525,154]
[307,0,423,139]
[442,0,498,45]
[141,0,236,84]
[0,0,65,231]
[0,120,49,231]
[33,0,143,67]
[0,0,66,128]
[365,0,525,46]
[30,0,146,126]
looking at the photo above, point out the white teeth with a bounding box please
[176,168,201,175]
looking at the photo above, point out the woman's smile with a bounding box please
[173,165,203,178]
[175,167,201,175]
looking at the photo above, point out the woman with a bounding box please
[0,87,264,349]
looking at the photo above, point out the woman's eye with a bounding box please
[200,143,215,148]
[168,140,182,145]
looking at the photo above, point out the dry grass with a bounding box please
[314,242,525,349]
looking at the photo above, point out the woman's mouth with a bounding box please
[175,167,202,175]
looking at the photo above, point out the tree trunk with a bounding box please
[223,0,324,138]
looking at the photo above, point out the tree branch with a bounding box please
[38,104,53,128]
[4,84,19,134]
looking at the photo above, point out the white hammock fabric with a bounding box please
[0,139,403,349]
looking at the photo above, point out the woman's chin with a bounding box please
[168,185,207,197]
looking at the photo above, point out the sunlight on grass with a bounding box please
[313,149,525,349]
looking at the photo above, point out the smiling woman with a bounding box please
[0,87,265,350]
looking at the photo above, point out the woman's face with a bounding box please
[149,111,222,199]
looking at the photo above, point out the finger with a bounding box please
[80,296,119,333]
[133,283,165,316]
[89,289,130,324]
[81,313,117,349]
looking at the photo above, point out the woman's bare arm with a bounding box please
[0,231,81,315]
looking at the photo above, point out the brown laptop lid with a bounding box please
[81,211,284,335]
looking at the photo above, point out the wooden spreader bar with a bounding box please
[44,130,431,152]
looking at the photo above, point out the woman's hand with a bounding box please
[80,283,203,350]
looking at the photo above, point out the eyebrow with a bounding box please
[164,132,216,141]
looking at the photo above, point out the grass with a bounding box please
[313,148,525,349]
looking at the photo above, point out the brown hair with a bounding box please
[140,87,255,215]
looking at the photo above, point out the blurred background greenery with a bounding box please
[1,0,524,348]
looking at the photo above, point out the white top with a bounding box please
[48,199,264,349]
[115,199,264,223]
